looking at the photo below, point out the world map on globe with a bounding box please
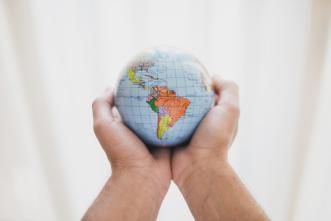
[115,49,214,147]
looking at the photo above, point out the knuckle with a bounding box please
[223,102,240,116]
[93,118,118,134]
[227,80,239,91]
[92,98,101,109]
[93,121,102,133]
[93,119,108,133]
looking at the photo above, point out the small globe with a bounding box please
[115,48,214,147]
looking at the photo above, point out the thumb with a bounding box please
[92,88,150,163]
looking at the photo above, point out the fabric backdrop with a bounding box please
[1,0,330,220]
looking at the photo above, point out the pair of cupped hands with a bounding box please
[83,76,268,221]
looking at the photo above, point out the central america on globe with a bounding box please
[114,48,215,147]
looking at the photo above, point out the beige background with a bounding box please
[1,0,331,220]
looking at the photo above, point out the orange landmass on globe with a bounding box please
[154,86,190,126]
[152,86,190,139]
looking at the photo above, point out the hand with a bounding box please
[83,89,171,221]
[171,76,269,221]
[172,76,239,187]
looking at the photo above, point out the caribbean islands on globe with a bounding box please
[114,48,215,147]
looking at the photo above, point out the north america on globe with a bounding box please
[115,49,214,147]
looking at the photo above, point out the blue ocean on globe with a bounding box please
[115,49,214,147]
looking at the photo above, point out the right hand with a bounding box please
[172,75,240,188]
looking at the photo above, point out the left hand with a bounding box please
[83,88,171,221]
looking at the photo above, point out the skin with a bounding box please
[82,76,270,221]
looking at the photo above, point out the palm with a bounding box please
[171,108,225,181]
[114,127,172,192]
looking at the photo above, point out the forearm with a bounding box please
[82,172,165,221]
[177,161,269,221]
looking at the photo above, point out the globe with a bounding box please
[114,48,214,147]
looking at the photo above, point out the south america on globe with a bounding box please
[114,48,214,147]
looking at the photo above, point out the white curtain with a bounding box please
[1,0,330,220]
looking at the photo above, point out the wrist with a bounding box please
[174,157,231,197]
[83,171,167,221]
[110,169,169,204]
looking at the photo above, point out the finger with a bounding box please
[92,88,117,154]
[212,75,239,114]
[112,106,122,121]
[229,124,239,146]
[92,88,115,123]
[212,75,223,96]
[92,88,151,163]
[92,88,123,150]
